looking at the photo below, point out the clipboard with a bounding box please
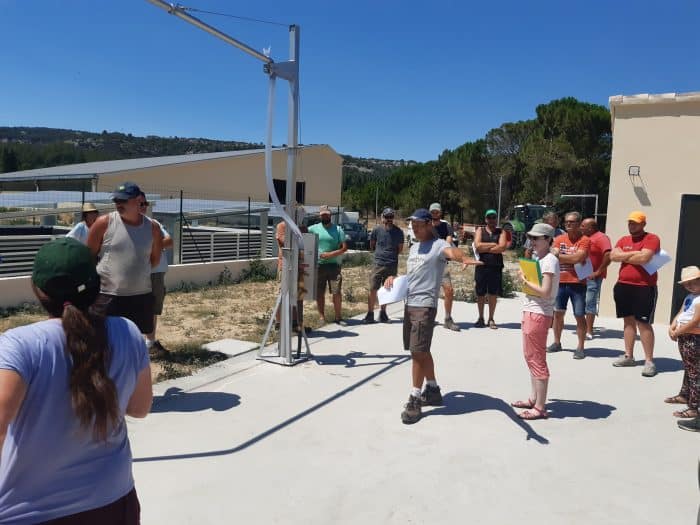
[519,258,542,296]
[574,258,594,280]
[377,275,408,305]
[642,249,671,275]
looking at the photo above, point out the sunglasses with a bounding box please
[139,202,149,208]
[564,220,580,224]
[384,215,394,219]
[486,215,497,219]
[527,235,548,241]
[113,198,127,204]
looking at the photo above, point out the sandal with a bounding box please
[510,399,535,409]
[488,319,498,329]
[664,395,688,404]
[518,406,548,420]
[673,408,699,418]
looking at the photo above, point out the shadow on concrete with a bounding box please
[425,391,549,445]
[314,352,408,368]
[546,399,616,420]
[151,387,241,413]
[312,329,358,339]
[490,322,521,330]
[594,329,626,339]
[582,347,622,359]
[654,357,684,373]
[134,355,411,463]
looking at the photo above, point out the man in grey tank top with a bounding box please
[88,182,162,335]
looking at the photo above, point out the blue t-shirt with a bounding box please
[370,225,404,266]
[66,221,89,245]
[0,317,149,524]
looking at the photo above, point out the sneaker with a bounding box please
[379,310,389,323]
[474,317,486,328]
[677,417,700,432]
[641,362,657,377]
[572,349,585,360]
[547,342,562,353]
[149,340,170,360]
[401,395,422,424]
[334,319,348,327]
[420,384,443,406]
[612,355,636,367]
[444,317,460,331]
[488,319,498,330]
[585,333,594,341]
[363,312,375,324]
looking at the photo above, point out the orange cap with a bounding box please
[627,211,646,223]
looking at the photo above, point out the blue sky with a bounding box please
[1,0,699,161]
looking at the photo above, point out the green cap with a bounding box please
[32,238,99,301]
[484,209,498,218]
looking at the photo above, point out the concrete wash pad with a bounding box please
[130,294,697,524]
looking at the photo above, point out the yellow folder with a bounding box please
[519,258,542,296]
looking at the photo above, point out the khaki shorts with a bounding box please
[317,263,342,295]
[403,306,437,353]
[151,272,166,315]
[369,263,398,291]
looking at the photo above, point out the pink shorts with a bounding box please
[522,311,551,379]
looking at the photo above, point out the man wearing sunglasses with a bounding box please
[549,211,591,359]
[473,209,508,329]
[429,203,460,331]
[88,182,163,337]
[364,207,404,324]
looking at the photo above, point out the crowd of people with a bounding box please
[309,203,698,429]
[0,186,697,521]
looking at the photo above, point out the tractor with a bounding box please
[502,204,552,247]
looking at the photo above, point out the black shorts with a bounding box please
[95,293,155,334]
[475,265,503,296]
[39,488,140,524]
[151,273,166,315]
[613,283,658,324]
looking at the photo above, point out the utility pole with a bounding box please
[147,0,307,365]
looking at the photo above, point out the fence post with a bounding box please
[247,196,251,257]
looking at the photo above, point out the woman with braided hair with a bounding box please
[0,237,152,524]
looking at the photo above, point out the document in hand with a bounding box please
[574,258,594,280]
[519,258,542,296]
[377,275,408,305]
[641,249,672,275]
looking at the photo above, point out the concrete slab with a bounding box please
[202,338,258,357]
[129,295,698,525]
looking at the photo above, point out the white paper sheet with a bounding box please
[377,275,408,305]
[642,249,672,275]
[574,258,594,280]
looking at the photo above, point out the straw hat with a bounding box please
[678,266,700,284]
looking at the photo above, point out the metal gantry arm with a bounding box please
[146,0,306,365]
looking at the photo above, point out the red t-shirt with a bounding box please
[588,231,612,278]
[615,232,661,286]
[554,233,591,284]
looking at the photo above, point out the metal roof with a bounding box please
[0,145,332,181]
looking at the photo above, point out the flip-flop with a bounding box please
[664,395,688,404]
[518,407,548,420]
[673,408,699,418]
[510,399,535,409]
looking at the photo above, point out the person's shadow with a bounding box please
[425,391,549,444]
[545,399,616,419]
[151,387,241,413]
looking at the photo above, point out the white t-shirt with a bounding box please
[678,293,700,327]
[523,253,560,317]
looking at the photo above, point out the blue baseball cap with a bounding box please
[112,181,142,200]
[409,208,431,222]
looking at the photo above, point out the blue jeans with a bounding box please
[585,277,603,315]
[555,283,586,317]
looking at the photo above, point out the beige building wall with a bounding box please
[94,145,342,206]
[601,93,700,323]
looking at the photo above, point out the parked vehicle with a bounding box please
[341,222,369,249]
[501,204,552,247]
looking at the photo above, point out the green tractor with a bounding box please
[502,204,552,247]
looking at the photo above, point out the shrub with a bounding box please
[238,256,275,283]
